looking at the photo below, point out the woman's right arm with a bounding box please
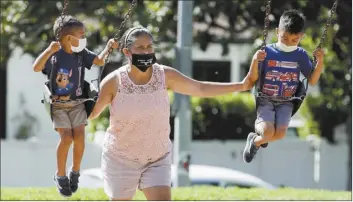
[88,72,118,120]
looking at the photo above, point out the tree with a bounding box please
[1,0,351,141]
[2,0,350,189]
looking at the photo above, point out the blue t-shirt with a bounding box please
[259,44,313,97]
[43,48,97,100]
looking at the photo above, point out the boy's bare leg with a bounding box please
[254,121,275,147]
[72,125,85,172]
[243,98,276,163]
[68,103,87,193]
[54,128,73,197]
[56,128,73,176]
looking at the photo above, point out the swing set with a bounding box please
[41,0,340,120]
[255,0,340,116]
[41,0,138,119]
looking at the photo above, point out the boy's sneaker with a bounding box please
[69,171,80,193]
[54,175,72,197]
[243,132,260,163]
[260,143,269,148]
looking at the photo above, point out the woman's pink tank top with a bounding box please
[103,64,172,165]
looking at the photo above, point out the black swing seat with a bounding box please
[255,78,308,117]
[41,80,98,119]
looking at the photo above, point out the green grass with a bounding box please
[1,186,351,200]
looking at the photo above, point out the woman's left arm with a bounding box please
[88,72,118,120]
[164,66,249,97]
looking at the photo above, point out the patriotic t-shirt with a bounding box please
[259,44,313,98]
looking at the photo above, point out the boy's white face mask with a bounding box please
[70,37,87,53]
[276,42,298,52]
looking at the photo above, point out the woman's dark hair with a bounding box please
[119,26,154,52]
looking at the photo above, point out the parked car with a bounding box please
[79,164,276,189]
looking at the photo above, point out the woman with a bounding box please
[89,26,248,200]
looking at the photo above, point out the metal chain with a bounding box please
[55,0,69,41]
[52,0,138,104]
[261,0,272,50]
[312,0,339,66]
[50,0,70,104]
[105,0,138,64]
[257,92,305,101]
[315,0,339,51]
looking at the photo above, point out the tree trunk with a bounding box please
[0,57,9,139]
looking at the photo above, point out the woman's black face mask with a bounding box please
[131,53,157,72]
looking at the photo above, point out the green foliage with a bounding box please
[297,96,321,138]
[2,0,350,69]
[298,27,351,142]
[88,106,109,133]
[2,0,350,142]
[189,92,255,140]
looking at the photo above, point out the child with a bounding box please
[32,15,118,197]
[241,10,324,163]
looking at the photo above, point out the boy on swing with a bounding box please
[32,15,118,197]
[241,10,324,163]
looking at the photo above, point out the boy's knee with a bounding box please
[58,129,73,145]
[274,126,288,140]
[73,125,85,142]
[256,122,275,138]
[73,125,85,135]
[263,127,275,138]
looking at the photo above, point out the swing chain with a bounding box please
[105,0,138,64]
[315,0,339,51]
[261,0,272,50]
[55,0,69,41]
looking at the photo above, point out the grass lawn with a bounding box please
[1,186,351,200]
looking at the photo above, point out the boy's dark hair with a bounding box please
[278,9,306,34]
[53,15,84,39]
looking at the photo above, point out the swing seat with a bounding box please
[291,79,307,116]
[254,80,308,117]
[254,77,308,117]
[41,80,98,119]
[82,80,98,118]
[41,81,54,120]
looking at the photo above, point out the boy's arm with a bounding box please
[241,49,267,91]
[307,49,324,85]
[92,39,119,67]
[243,56,261,91]
[33,42,60,72]
[83,49,98,70]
